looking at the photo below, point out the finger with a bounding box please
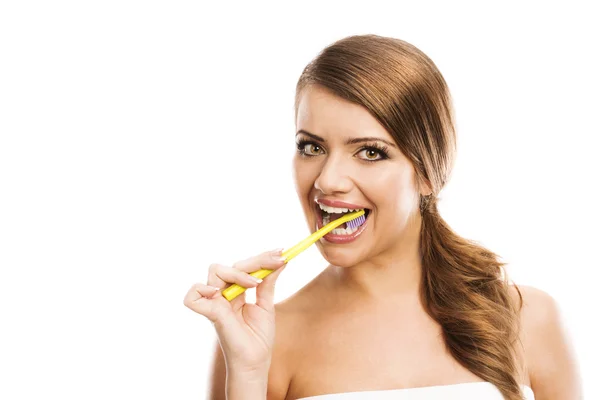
[231,248,287,273]
[255,262,287,313]
[207,263,264,290]
[230,290,246,313]
[182,283,225,322]
[182,282,220,304]
[194,284,222,299]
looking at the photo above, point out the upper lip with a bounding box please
[314,198,370,210]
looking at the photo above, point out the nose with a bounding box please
[314,154,353,195]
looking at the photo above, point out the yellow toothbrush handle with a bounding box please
[220,252,290,301]
[221,210,365,302]
[220,269,276,301]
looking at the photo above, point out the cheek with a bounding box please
[293,160,319,220]
[367,168,418,215]
[292,161,314,211]
[292,158,316,192]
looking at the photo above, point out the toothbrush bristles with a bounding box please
[346,214,366,230]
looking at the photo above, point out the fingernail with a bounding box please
[251,276,263,283]
[271,250,285,260]
[271,248,284,255]
[271,254,287,262]
[211,286,220,291]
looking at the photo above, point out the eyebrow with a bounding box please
[296,129,397,148]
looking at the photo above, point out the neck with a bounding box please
[326,215,424,305]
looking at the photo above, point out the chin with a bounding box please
[318,243,366,268]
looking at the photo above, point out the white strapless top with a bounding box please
[297,382,534,399]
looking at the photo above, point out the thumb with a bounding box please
[255,262,287,312]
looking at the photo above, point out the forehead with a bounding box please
[296,85,392,141]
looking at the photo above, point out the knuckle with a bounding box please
[209,264,226,278]
[208,263,220,273]
[263,250,277,259]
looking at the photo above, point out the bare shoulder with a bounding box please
[509,284,582,399]
[268,274,328,400]
[267,301,297,400]
[268,290,315,400]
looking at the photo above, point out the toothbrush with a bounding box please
[221,209,366,301]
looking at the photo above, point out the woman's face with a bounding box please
[293,85,427,267]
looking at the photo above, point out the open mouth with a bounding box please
[316,203,371,235]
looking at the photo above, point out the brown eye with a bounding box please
[365,149,378,159]
[357,148,383,161]
[303,143,323,155]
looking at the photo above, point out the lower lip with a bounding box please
[316,209,370,244]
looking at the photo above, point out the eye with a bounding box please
[356,145,389,162]
[296,140,325,157]
[358,148,382,161]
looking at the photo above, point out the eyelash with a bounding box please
[295,139,390,162]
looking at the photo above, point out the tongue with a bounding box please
[328,212,347,229]
[329,212,346,221]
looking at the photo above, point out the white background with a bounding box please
[1,1,598,399]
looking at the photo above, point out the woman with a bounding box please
[184,34,580,400]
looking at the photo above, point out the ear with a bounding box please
[417,177,433,197]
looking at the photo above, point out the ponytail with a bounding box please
[419,195,525,400]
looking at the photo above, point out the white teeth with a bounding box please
[318,203,363,214]
[318,202,367,235]
[330,225,360,235]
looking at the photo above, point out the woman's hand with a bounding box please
[183,248,287,374]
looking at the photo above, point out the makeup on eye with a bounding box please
[295,129,397,148]
[295,138,390,162]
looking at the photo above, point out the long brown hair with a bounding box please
[294,34,525,400]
